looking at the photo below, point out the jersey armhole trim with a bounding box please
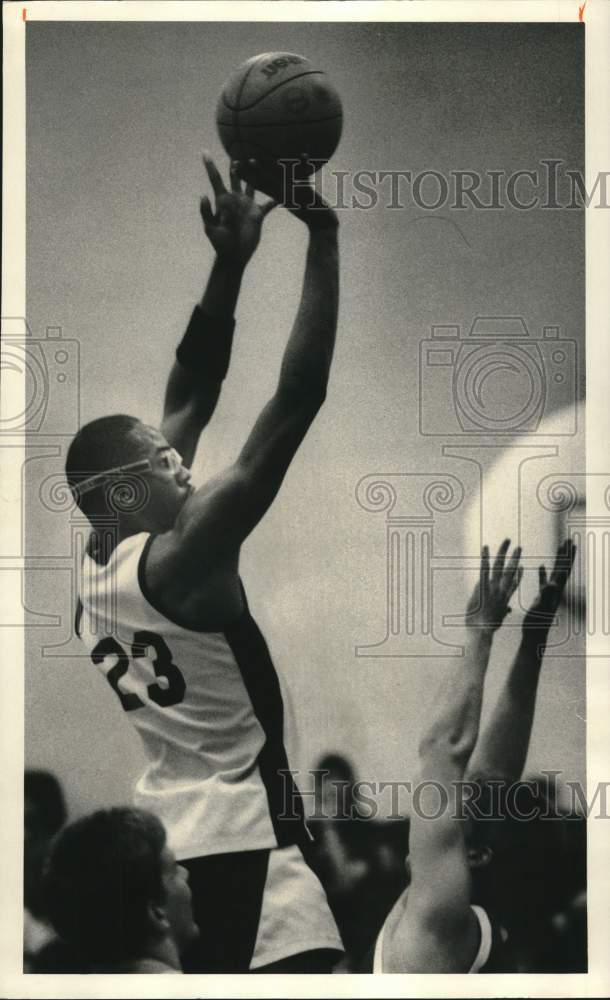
[372,921,385,973]
[372,904,492,974]
[74,598,83,639]
[137,533,246,634]
[469,905,492,974]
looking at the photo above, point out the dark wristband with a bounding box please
[176,305,236,381]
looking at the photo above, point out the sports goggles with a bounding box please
[73,448,184,498]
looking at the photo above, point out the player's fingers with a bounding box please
[538,581,561,615]
[480,545,490,596]
[203,152,226,196]
[514,565,524,596]
[199,196,214,228]
[550,540,566,582]
[236,158,282,202]
[503,545,522,592]
[492,539,511,583]
[552,538,576,587]
[234,158,259,188]
[260,199,277,217]
[232,159,251,186]
[508,563,524,599]
[299,152,311,171]
[245,181,255,200]
[229,161,242,193]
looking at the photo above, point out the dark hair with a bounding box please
[465,779,575,920]
[25,769,67,840]
[65,414,142,515]
[24,770,68,918]
[43,808,167,964]
[316,753,356,786]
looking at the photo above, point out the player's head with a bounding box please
[315,752,357,818]
[25,769,67,844]
[43,807,198,969]
[463,779,570,924]
[66,415,193,532]
[24,770,67,918]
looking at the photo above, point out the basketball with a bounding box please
[216,52,343,174]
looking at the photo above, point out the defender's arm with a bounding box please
[383,543,521,972]
[466,539,575,783]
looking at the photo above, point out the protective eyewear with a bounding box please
[74,448,184,498]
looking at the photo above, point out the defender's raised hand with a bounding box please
[466,539,523,633]
[200,154,276,266]
[523,539,576,641]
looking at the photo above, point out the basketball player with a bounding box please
[365,539,575,973]
[65,156,344,972]
[43,808,198,973]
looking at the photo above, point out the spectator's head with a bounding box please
[463,779,576,924]
[315,753,357,818]
[25,770,66,844]
[65,416,193,534]
[44,808,198,969]
[24,770,67,918]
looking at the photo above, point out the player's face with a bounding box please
[159,847,199,953]
[132,425,193,530]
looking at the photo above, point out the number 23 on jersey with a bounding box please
[90,631,186,711]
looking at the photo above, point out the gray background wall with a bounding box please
[24,21,585,819]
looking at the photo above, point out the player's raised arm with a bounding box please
[381,543,521,973]
[161,155,276,467]
[466,540,575,784]
[164,168,339,570]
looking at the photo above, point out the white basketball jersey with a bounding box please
[76,532,308,861]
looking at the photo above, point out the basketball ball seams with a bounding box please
[225,70,326,112]
[221,52,267,110]
[216,52,343,174]
[231,56,262,166]
[217,114,343,129]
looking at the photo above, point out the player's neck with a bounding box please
[87,514,167,565]
[95,938,182,974]
[137,935,182,972]
[88,516,153,564]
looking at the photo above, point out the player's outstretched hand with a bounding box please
[465,539,523,634]
[234,156,338,230]
[200,153,276,266]
[522,539,576,642]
